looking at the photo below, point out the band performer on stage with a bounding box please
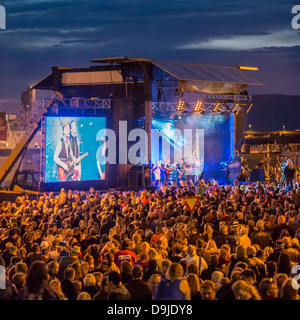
[284,159,295,191]
[279,158,287,188]
[177,158,186,183]
[161,158,172,184]
[152,160,162,187]
[185,157,194,184]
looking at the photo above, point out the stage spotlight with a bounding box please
[176,100,186,111]
[194,101,205,112]
[212,103,221,112]
[246,103,253,114]
[231,103,241,114]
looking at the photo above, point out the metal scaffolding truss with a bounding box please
[182,93,252,101]
[40,117,46,183]
[152,101,247,113]
[35,98,111,110]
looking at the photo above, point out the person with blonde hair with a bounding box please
[77,291,91,300]
[50,279,68,300]
[115,217,126,235]
[99,242,115,262]
[140,241,150,254]
[228,245,249,278]
[218,244,231,276]
[284,159,295,190]
[203,223,214,241]
[81,273,99,298]
[264,246,273,258]
[238,226,251,248]
[83,254,95,272]
[232,280,261,300]
[154,262,191,300]
[186,273,201,300]
[205,239,220,256]
[108,227,117,241]
[181,245,208,274]
[105,252,120,273]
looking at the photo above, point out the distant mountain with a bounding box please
[247,94,300,131]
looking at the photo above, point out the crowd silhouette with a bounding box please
[0,181,300,300]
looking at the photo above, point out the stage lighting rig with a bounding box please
[219,104,230,114]
[176,99,186,112]
[194,101,206,113]
[212,102,221,112]
[246,103,253,114]
[231,103,241,114]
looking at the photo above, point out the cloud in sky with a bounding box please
[0,0,300,115]
[177,29,300,50]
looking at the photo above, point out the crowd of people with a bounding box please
[0,179,300,301]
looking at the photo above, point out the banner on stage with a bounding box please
[178,80,247,95]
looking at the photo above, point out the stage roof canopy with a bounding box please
[151,60,265,85]
[91,56,265,85]
[32,56,265,90]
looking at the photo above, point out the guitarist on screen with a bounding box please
[54,122,74,181]
[54,121,88,182]
[70,120,81,181]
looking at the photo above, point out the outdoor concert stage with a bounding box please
[7,57,264,192]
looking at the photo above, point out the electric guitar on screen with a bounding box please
[57,152,88,181]
[165,166,173,174]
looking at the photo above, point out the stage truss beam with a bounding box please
[35,98,111,110]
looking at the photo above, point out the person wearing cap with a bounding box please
[58,245,81,281]
[227,220,240,252]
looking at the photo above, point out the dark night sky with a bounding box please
[0,0,300,120]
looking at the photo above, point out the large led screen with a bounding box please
[45,116,106,183]
[151,113,231,182]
